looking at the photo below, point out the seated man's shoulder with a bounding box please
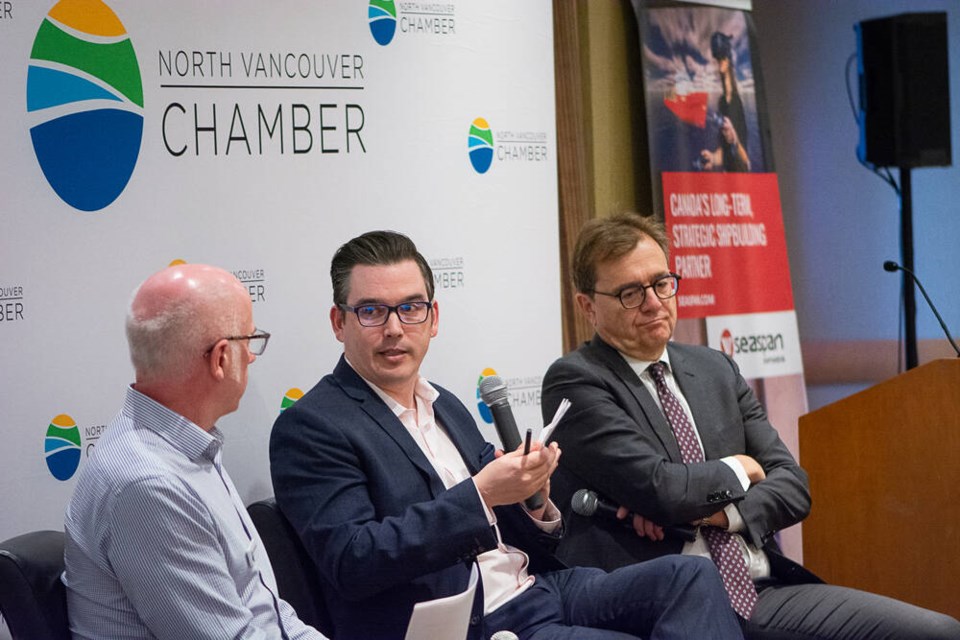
[669,342,736,370]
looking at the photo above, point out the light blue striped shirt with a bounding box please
[63,386,326,640]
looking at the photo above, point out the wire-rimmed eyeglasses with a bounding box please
[205,328,271,356]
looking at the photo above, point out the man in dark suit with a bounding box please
[541,213,960,639]
[270,230,744,640]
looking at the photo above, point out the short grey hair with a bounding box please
[125,279,240,382]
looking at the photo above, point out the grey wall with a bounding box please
[752,0,960,350]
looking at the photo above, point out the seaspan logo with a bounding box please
[720,329,785,356]
[719,329,734,356]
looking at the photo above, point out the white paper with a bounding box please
[404,563,480,640]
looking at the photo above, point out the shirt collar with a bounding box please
[123,385,223,462]
[619,347,673,376]
[344,357,439,416]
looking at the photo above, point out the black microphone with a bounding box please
[571,489,697,542]
[478,375,544,511]
[884,260,960,357]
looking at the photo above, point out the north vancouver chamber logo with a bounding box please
[280,388,304,412]
[368,1,455,46]
[27,0,144,212]
[368,0,397,46]
[468,118,494,174]
[45,413,81,481]
[475,368,497,423]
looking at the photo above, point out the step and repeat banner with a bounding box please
[0,0,560,541]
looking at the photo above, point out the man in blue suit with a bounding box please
[270,230,744,640]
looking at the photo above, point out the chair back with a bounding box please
[0,530,70,640]
[247,497,333,637]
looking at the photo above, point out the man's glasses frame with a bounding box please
[340,301,433,327]
[205,328,271,356]
[590,273,682,310]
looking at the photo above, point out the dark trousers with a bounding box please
[746,580,960,640]
[483,555,744,640]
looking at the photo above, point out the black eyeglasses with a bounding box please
[591,273,681,309]
[340,301,432,327]
[205,328,271,356]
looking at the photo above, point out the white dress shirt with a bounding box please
[357,370,561,614]
[622,351,771,581]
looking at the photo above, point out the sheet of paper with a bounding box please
[538,398,570,444]
[404,563,480,640]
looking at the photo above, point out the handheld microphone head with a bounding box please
[570,489,599,517]
[478,375,509,407]
[490,632,519,640]
[883,260,901,272]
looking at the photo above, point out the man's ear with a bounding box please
[206,339,228,381]
[575,291,598,327]
[429,300,439,338]
[330,305,346,343]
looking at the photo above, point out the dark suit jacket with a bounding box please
[541,336,819,585]
[270,357,565,640]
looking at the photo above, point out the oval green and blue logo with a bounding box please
[280,387,304,412]
[45,413,82,481]
[468,118,494,174]
[368,0,397,46]
[475,368,497,424]
[27,0,144,212]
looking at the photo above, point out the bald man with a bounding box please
[63,264,327,640]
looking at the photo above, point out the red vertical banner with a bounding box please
[633,1,808,561]
[663,171,794,318]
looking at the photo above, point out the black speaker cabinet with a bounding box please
[856,12,951,168]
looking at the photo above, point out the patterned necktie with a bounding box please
[647,362,758,620]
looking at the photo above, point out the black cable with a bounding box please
[845,51,900,196]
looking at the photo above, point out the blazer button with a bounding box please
[470,615,481,626]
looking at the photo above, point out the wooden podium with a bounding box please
[799,359,960,619]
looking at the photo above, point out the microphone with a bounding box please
[490,632,519,640]
[571,489,697,542]
[478,375,544,511]
[883,260,960,357]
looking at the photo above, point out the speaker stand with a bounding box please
[900,166,918,369]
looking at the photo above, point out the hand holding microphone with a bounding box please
[478,375,557,512]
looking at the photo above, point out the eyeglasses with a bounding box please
[591,273,681,309]
[206,328,271,356]
[340,301,432,327]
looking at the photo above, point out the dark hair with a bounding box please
[710,32,733,61]
[572,213,669,294]
[330,230,434,305]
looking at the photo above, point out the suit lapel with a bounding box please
[434,397,483,475]
[333,357,447,497]
[589,336,684,462]
[667,344,724,460]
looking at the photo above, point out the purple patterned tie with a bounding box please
[648,362,758,620]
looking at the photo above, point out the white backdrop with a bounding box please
[0,0,560,542]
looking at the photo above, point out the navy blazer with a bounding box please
[270,357,564,640]
[541,336,819,585]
